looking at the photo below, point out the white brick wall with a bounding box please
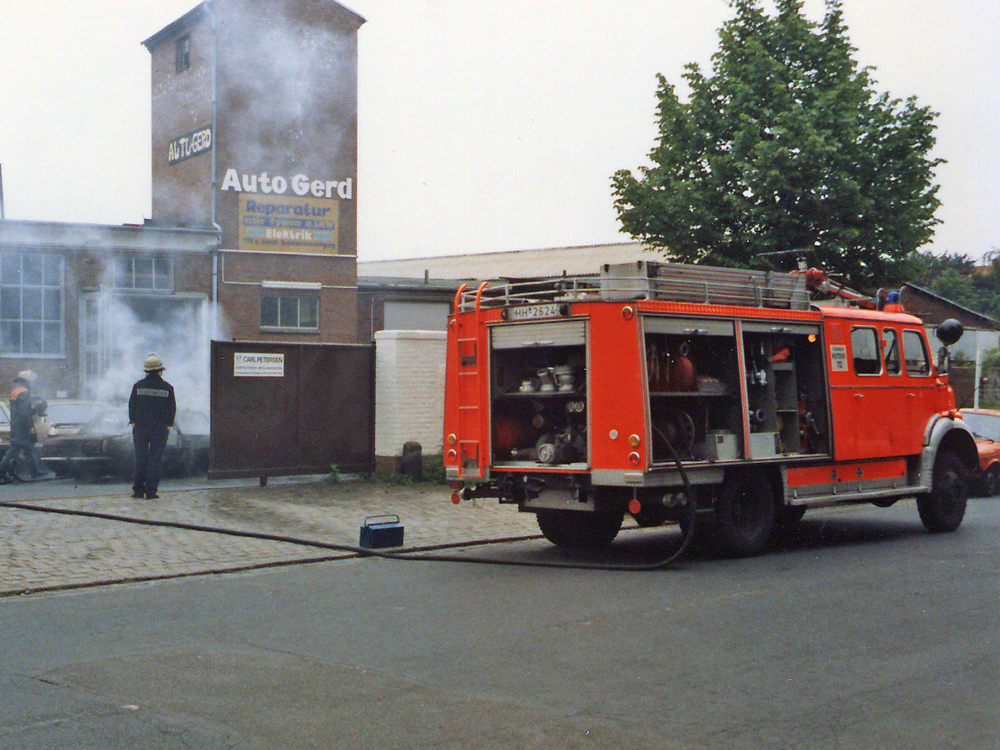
[374,330,447,458]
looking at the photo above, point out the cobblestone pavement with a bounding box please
[0,478,549,596]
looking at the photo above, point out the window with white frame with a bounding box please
[112,256,173,292]
[260,295,319,330]
[0,252,65,356]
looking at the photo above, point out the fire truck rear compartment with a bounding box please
[645,321,829,464]
[489,341,588,467]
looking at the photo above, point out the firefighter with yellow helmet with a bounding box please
[128,353,176,499]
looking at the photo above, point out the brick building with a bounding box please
[0,220,217,400]
[1,0,365,401]
[143,0,363,343]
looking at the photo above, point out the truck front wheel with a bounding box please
[713,469,775,557]
[917,450,968,533]
[536,508,624,549]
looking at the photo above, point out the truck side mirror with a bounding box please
[935,319,963,374]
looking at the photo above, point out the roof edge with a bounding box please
[142,2,210,52]
[142,0,365,51]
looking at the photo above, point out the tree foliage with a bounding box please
[612,0,942,289]
[907,249,1000,319]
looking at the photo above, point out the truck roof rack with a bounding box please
[457,260,811,313]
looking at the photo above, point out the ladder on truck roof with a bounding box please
[456,260,811,313]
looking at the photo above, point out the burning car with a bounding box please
[41,405,209,481]
[35,399,106,440]
[1,397,92,461]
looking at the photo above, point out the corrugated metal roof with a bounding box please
[357,242,663,280]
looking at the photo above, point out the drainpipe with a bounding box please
[207,0,221,309]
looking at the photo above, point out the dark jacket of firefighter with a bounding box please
[8,382,36,446]
[128,372,176,430]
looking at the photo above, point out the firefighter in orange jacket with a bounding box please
[0,371,48,478]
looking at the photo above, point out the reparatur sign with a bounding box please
[238,193,339,254]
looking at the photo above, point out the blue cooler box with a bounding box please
[359,515,405,548]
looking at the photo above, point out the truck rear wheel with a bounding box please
[917,450,968,533]
[536,508,624,549]
[713,469,775,557]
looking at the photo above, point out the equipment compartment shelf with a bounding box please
[650,390,732,398]
[499,389,584,398]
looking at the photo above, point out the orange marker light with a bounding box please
[628,498,641,515]
[451,492,461,505]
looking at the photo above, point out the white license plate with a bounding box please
[506,303,561,321]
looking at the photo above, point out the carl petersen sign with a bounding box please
[234,352,285,378]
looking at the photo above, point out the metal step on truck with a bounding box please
[443,260,976,558]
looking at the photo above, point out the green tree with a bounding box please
[906,251,975,288]
[930,268,981,311]
[905,249,1000,319]
[612,0,942,290]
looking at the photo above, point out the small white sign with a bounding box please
[234,352,285,377]
[829,344,848,372]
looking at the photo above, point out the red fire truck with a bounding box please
[443,260,975,557]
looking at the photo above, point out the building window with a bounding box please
[261,295,319,330]
[0,252,64,356]
[112,256,173,292]
[176,35,190,73]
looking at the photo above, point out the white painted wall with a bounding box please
[374,330,447,459]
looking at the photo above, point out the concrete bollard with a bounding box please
[401,441,423,482]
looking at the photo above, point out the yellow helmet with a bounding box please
[143,353,165,372]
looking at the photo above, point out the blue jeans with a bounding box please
[133,425,169,496]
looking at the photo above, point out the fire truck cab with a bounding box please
[443,261,976,557]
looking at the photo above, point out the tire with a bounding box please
[917,450,968,533]
[165,445,193,477]
[979,466,999,498]
[536,508,625,549]
[713,469,775,557]
[871,498,899,508]
[76,464,103,484]
[775,505,807,524]
[631,504,668,528]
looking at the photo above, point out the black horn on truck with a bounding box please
[935,318,964,374]
[936,319,964,346]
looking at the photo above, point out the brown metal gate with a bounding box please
[208,340,374,479]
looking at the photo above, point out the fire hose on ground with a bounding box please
[0,450,699,575]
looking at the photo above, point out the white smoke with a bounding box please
[87,287,228,415]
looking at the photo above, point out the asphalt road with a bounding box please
[2,495,999,749]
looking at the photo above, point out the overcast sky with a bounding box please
[1,0,997,262]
